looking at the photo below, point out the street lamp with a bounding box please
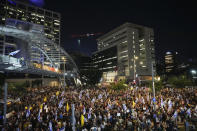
[191,70,196,75]
[133,56,138,83]
[151,61,156,111]
[191,70,197,83]
[62,57,66,90]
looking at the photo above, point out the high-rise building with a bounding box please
[165,51,178,73]
[92,22,155,82]
[0,0,61,66]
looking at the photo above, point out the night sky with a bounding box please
[43,0,197,58]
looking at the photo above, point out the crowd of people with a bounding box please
[0,85,197,131]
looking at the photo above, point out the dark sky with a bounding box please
[44,0,197,58]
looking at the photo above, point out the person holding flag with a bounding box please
[132,101,136,108]
[49,121,53,131]
[66,102,70,112]
[161,97,164,108]
[81,114,84,127]
[26,107,30,118]
[44,96,47,102]
[38,110,41,122]
[58,98,64,108]
[83,107,86,115]
[61,91,65,97]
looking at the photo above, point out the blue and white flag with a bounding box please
[187,108,191,117]
[59,127,65,131]
[49,121,53,131]
[152,98,156,103]
[122,104,127,111]
[26,109,30,117]
[38,110,41,122]
[88,112,91,119]
[107,103,112,110]
[58,99,64,108]
[173,111,178,118]
[55,111,57,121]
[168,100,172,108]
[61,91,65,97]
[79,93,82,100]
[86,92,89,98]
[98,94,102,99]
[91,98,95,103]
[83,107,86,115]
[161,97,164,108]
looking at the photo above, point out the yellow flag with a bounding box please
[25,106,28,110]
[44,97,47,102]
[132,101,136,108]
[29,106,32,110]
[81,114,84,127]
[40,104,43,109]
[56,91,60,96]
[66,102,70,112]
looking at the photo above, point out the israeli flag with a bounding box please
[107,103,112,109]
[38,111,41,122]
[91,98,95,103]
[83,107,86,115]
[161,98,164,108]
[49,121,53,131]
[59,127,65,131]
[152,98,156,103]
[26,109,30,117]
[58,99,64,108]
[98,94,102,99]
[79,93,82,100]
[187,108,191,117]
[168,100,172,108]
[173,111,178,118]
[61,91,65,97]
[55,111,57,121]
[86,92,89,98]
[142,97,145,104]
[88,112,91,119]
[122,104,127,111]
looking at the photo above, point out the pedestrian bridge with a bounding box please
[0,19,78,78]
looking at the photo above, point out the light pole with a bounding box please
[152,62,156,111]
[62,57,66,90]
[133,56,138,84]
[3,82,7,126]
[191,70,196,83]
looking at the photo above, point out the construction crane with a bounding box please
[70,32,103,45]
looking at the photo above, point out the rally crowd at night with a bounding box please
[0,85,197,131]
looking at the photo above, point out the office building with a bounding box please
[164,51,178,73]
[92,22,155,82]
[0,0,61,66]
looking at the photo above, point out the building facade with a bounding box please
[165,51,179,73]
[93,23,155,82]
[0,0,61,66]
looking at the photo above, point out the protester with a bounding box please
[1,85,197,130]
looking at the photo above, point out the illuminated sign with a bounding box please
[9,50,20,56]
[29,0,44,7]
[166,52,172,55]
[8,0,16,5]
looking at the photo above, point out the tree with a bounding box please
[166,75,193,88]
[110,79,127,91]
[146,79,164,92]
